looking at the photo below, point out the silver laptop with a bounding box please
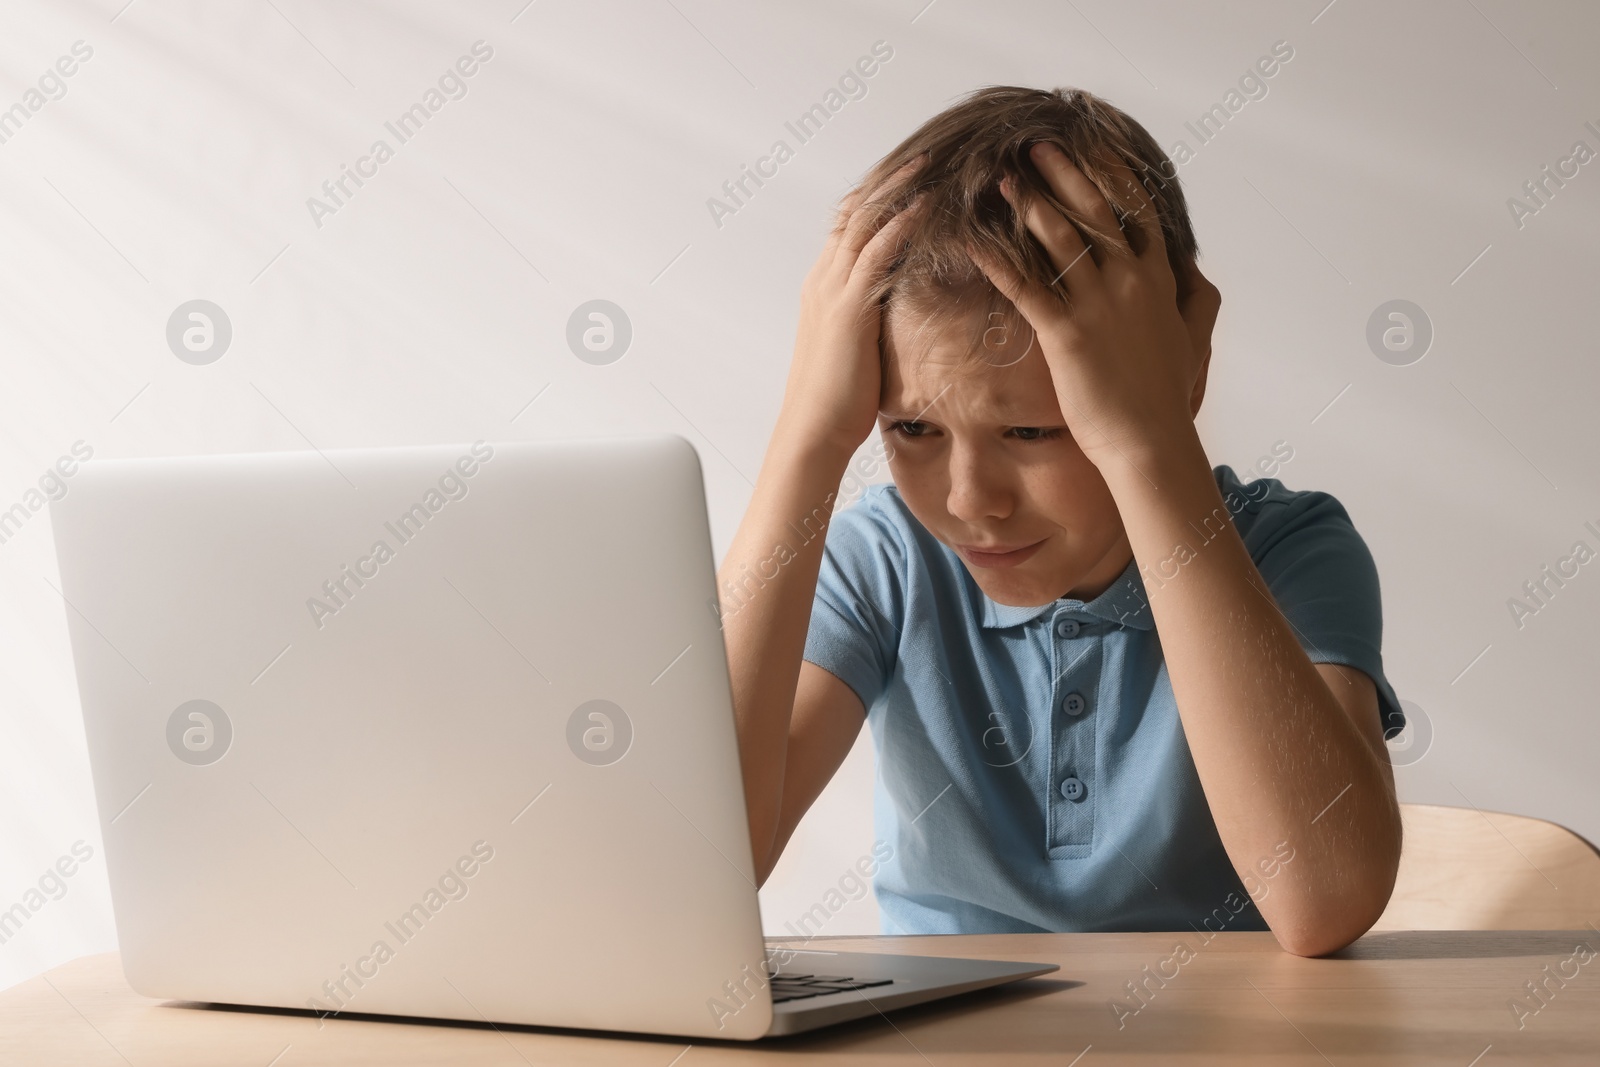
[50,434,1055,1040]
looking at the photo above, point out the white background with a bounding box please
[2,0,1597,990]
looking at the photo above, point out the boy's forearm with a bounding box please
[1096,426,1402,956]
[718,419,854,878]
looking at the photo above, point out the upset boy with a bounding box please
[719,86,1404,956]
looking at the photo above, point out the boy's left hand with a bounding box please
[968,142,1220,472]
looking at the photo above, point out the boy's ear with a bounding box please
[1189,347,1212,419]
[1175,256,1220,419]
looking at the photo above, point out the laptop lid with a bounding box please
[50,435,774,1040]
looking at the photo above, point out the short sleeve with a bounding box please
[803,489,907,714]
[1227,470,1407,740]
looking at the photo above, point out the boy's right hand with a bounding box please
[778,157,928,459]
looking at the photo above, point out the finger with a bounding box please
[835,184,904,262]
[1027,142,1131,257]
[846,191,925,298]
[967,240,1107,442]
[1106,157,1166,261]
[1001,174,1099,298]
[831,186,868,231]
[832,155,927,267]
[830,168,899,238]
[965,241,1058,344]
[832,156,920,227]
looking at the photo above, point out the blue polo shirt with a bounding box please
[803,465,1404,934]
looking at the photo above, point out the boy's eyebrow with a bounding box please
[879,383,957,423]
[979,398,1068,422]
[878,402,1066,424]
[880,384,1064,424]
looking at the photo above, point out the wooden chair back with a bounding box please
[1372,803,1600,930]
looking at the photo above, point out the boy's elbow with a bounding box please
[1272,892,1386,956]
[1273,916,1371,958]
[1272,849,1401,957]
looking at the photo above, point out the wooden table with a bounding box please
[3,931,1596,1065]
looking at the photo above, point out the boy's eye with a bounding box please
[889,420,932,438]
[1009,426,1064,442]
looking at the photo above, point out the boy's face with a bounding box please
[878,305,1134,608]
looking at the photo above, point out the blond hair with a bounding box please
[853,85,1197,360]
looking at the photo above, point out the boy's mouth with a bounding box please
[956,539,1046,569]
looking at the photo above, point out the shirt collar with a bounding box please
[974,552,1155,631]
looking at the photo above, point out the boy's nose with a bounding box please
[945,446,1012,523]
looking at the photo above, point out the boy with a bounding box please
[718,86,1403,956]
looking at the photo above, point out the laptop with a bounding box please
[49,434,1056,1040]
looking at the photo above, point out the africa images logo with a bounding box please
[566,700,632,766]
[166,699,233,766]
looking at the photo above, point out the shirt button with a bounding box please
[1055,618,1080,639]
[1062,692,1086,716]
[1059,776,1086,802]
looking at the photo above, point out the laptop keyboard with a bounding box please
[765,970,894,1004]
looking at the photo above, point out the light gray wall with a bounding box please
[2,0,1595,987]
